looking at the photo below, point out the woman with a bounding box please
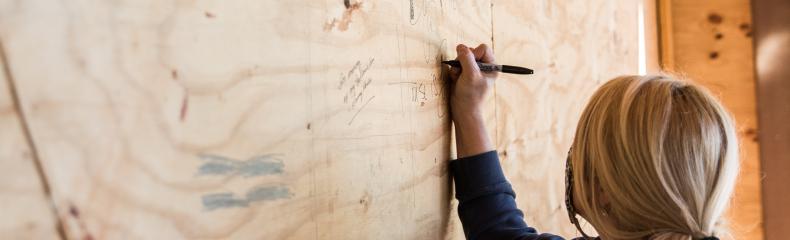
[448,44,737,240]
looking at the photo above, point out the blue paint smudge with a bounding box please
[197,154,283,177]
[202,186,291,211]
[246,185,291,202]
[202,192,249,210]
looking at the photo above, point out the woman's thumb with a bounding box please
[456,44,480,77]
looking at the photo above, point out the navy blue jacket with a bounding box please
[450,151,575,240]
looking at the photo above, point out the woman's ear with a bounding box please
[597,184,612,216]
[578,179,612,218]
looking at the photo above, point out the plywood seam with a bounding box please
[490,1,496,51]
[0,40,67,240]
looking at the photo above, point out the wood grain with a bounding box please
[0,0,490,239]
[492,0,639,237]
[0,42,61,239]
[660,0,764,239]
[0,0,657,238]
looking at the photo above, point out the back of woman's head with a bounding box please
[569,75,739,240]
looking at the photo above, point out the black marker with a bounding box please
[441,60,534,75]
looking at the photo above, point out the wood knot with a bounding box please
[707,13,723,24]
[743,128,758,142]
[739,23,751,31]
[709,51,719,60]
[739,23,752,37]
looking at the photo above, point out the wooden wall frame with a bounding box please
[752,0,790,239]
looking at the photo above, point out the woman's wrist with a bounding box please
[452,107,484,127]
[453,110,494,158]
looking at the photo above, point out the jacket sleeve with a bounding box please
[449,151,565,240]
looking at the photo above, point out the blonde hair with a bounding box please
[570,75,739,240]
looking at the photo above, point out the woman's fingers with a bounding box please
[472,44,495,63]
[456,44,481,79]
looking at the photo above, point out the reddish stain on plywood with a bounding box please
[324,1,363,32]
[68,204,94,240]
[709,51,719,59]
[180,93,189,122]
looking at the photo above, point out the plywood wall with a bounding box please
[492,0,639,236]
[0,0,640,239]
[0,43,61,240]
[659,0,764,239]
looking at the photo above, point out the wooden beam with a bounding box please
[752,0,790,239]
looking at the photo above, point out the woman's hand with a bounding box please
[448,44,497,157]
[448,44,498,121]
